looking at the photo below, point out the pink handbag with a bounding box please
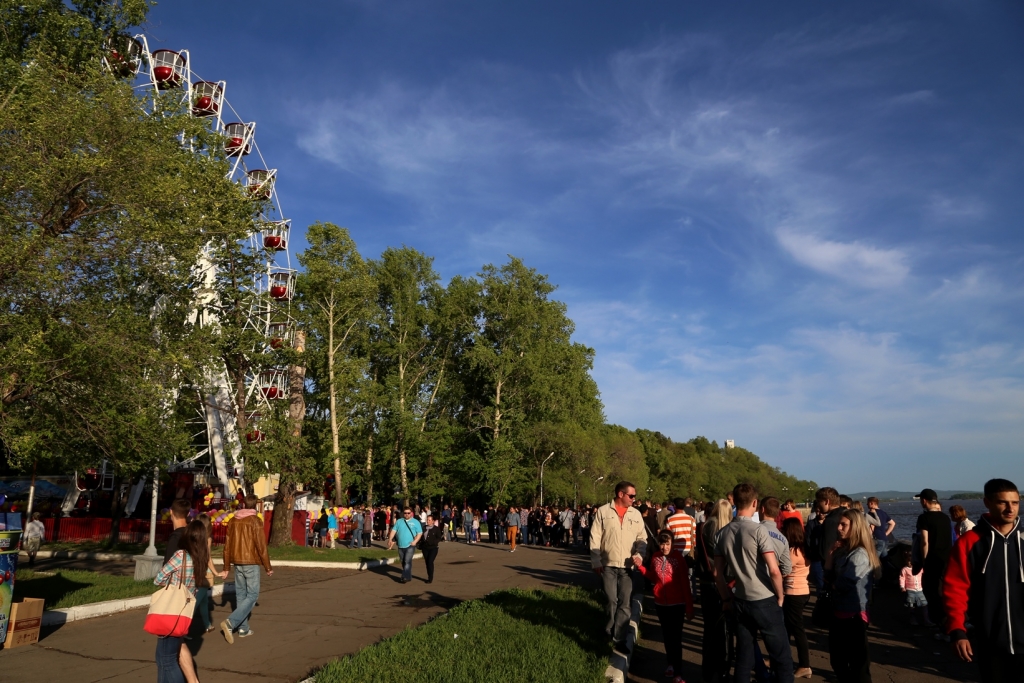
[144,554,195,638]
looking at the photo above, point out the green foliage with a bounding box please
[313,586,609,683]
[0,1,252,479]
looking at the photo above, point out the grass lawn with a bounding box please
[29,542,396,563]
[13,568,156,610]
[255,545,397,563]
[27,540,157,555]
[312,586,611,683]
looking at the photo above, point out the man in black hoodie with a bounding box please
[812,487,844,563]
[943,478,1023,682]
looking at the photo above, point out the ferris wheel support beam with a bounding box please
[205,368,244,493]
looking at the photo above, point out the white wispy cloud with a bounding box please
[775,229,910,288]
[291,26,1023,489]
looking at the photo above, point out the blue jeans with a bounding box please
[195,586,211,630]
[874,538,888,559]
[601,566,634,643]
[464,524,472,542]
[227,565,261,633]
[350,528,363,548]
[155,636,184,683]
[809,561,824,592]
[398,546,415,581]
[733,596,794,683]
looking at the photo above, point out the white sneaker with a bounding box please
[220,620,234,645]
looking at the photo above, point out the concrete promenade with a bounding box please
[4,540,976,682]
[2,541,592,682]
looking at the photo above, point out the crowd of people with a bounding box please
[587,479,1022,683]
[310,500,603,551]
[144,477,1022,683]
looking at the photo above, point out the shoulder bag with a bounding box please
[144,554,195,638]
[811,588,833,629]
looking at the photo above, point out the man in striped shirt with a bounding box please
[665,497,696,556]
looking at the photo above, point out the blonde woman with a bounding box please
[697,499,734,683]
[824,509,882,683]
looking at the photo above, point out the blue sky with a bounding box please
[145,1,1024,492]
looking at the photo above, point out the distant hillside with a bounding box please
[846,490,978,502]
[636,431,817,503]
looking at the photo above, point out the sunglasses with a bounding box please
[403,512,413,515]
[624,493,636,499]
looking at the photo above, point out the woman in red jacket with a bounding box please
[633,531,695,683]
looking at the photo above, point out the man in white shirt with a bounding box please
[24,512,46,566]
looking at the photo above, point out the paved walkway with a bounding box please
[1,541,593,682]
[628,584,976,683]
[6,541,980,682]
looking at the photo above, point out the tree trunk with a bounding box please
[399,441,410,508]
[105,472,128,549]
[364,432,374,506]
[327,300,344,505]
[270,331,306,547]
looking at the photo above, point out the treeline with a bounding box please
[258,224,816,508]
[0,1,814,519]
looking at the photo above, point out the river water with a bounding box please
[875,499,988,542]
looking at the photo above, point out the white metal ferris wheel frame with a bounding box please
[107,34,297,488]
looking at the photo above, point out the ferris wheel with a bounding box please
[104,35,296,492]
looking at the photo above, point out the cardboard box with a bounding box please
[3,598,44,648]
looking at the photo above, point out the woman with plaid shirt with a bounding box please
[153,520,209,683]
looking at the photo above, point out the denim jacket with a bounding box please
[832,547,873,614]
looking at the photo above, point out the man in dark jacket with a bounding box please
[813,487,844,562]
[944,478,1023,682]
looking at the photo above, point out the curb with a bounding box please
[19,549,135,561]
[41,583,233,627]
[36,554,421,628]
[272,553,421,570]
[605,587,643,683]
[19,550,414,569]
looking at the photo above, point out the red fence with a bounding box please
[33,510,309,546]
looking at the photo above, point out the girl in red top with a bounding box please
[634,531,695,683]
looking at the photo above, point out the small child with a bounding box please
[633,531,694,683]
[900,554,934,626]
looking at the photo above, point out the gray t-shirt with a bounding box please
[761,520,792,576]
[714,516,778,602]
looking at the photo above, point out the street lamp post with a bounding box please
[539,452,555,507]
[133,465,162,581]
[145,465,159,557]
[574,469,586,509]
[592,475,604,502]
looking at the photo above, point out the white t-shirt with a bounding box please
[26,519,46,540]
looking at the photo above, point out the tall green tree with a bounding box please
[296,223,375,505]
[0,3,251,487]
[369,247,442,506]
[460,257,602,503]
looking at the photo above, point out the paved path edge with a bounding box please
[36,554,421,628]
[20,549,414,568]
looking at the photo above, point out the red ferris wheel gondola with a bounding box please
[224,122,253,157]
[192,81,224,117]
[150,49,187,90]
[262,220,289,251]
[246,169,276,200]
[269,271,295,301]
